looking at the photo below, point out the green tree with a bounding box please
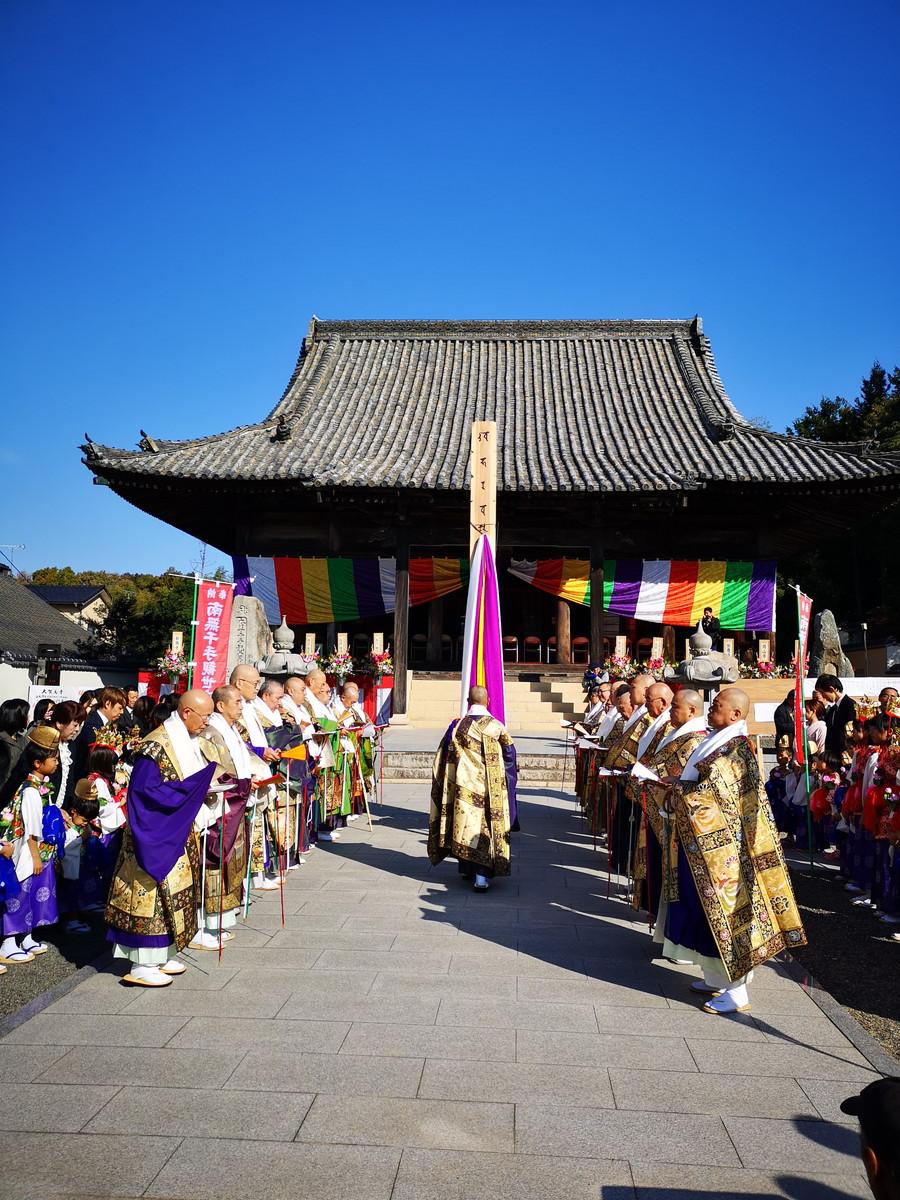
[788,361,900,449]
[779,361,900,651]
[27,566,230,661]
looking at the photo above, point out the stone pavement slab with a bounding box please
[296,1095,515,1151]
[0,1133,181,1199]
[0,780,888,1199]
[82,1085,315,1140]
[144,1137,401,1200]
[391,1148,634,1200]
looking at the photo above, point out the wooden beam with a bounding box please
[556,598,572,665]
[590,539,604,663]
[426,596,443,666]
[469,421,498,555]
[392,531,410,719]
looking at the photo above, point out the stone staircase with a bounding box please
[381,749,573,784]
[408,673,586,732]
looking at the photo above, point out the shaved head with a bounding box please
[630,673,654,706]
[671,688,704,727]
[468,685,489,707]
[645,682,673,719]
[708,686,750,730]
[177,689,213,734]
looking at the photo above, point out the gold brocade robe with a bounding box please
[605,712,652,771]
[631,728,707,902]
[429,714,514,876]
[198,728,248,914]
[105,728,203,954]
[673,735,807,980]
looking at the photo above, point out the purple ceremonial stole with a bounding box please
[204,777,251,868]
[128,756,215,883]
[504,744,519,830]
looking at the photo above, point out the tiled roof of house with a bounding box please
[0,574,91,665]
[27,585,108,606]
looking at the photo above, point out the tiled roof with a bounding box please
[28,585,108,606]
[82,318,900,494]
[0,574,91,665]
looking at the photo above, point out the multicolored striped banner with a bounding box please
[232,556,468,625]
[602,559,776,630]
[508,558,777,630]
[508,558,591,605]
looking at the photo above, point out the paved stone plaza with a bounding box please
[0,783,886,1200]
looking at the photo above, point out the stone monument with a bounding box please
[227,595,272,675]
[810,609,854,678]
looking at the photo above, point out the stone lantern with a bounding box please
[256,617,306,680]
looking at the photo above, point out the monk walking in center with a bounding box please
[428,686,518,892]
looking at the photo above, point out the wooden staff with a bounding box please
[217,805,226,964]
[641,785,652,932]
[242,801,257,919]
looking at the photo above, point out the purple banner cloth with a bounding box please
[128,756,215,883]
[463,536,506,725]
[746,560,775,630]
[2,861,58,935]
[232,555,251,596]
[608,558,643,618]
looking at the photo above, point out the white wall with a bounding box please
[0,663,138,706]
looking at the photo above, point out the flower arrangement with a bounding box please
[299,652,322,670]
[323,649,355,682]
[362,650,393,680]
[602,654,638,680]
[0,805,14,843]
[155,648,188,678]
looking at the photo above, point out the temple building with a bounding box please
[82,317,900,716]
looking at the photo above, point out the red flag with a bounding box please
[794,590,813,763]
[194,582,234,694]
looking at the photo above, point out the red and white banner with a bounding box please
[195,582,234,695]
[794,589,813,763]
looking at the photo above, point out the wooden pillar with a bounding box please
[662,625,676,662]
[556,598,571,664]
[590,540,605,663]
[393,531,410,718]
[426,596,443,667]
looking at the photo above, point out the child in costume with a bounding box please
[765,742,792,836]
[0,729,65,965]
[59,781,102,933]
[80,742,128,911]
[848,716,890,906]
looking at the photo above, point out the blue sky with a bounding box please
[2,1,898,577]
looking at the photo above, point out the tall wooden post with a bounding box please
[590,539,605,664]
[426,596,443,666]
[557,598,572,664]
[470,421,497,555]
[392,529,410,720]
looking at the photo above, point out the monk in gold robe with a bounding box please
[105,691,217,987]
[629,687,706,921]
[661,687,807,1015]
[428,686,517,892]
[606,674,655,874]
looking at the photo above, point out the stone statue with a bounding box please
[256,616,307,679]
[810,609,854,678]
[227,595,272,675]
[665,622,740,691]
